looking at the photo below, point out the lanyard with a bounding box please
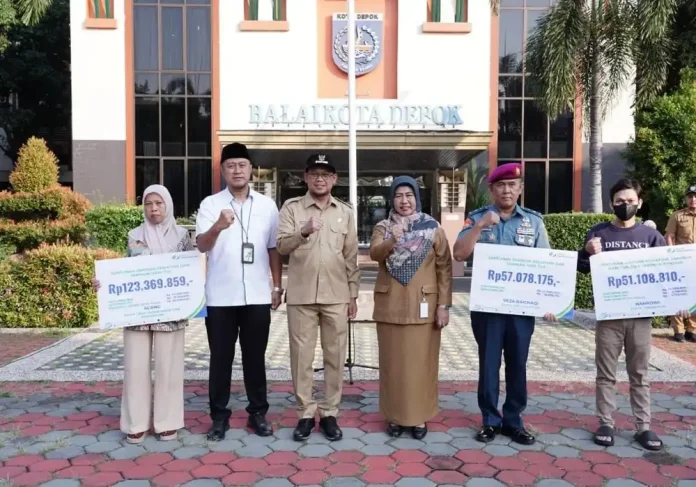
[230,197,253,243]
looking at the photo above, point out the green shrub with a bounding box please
[0,186,91,222]
[0,244,121,328]
[0,217,89,253]
[626,69,696,230]
[9,137,60,192]
[86,205,143,253]
[543,213,615,310]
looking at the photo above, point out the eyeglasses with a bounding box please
[307,173,334,181]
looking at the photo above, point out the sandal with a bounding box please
[126,432,147,444]
[634,430,663,451]
[159,430,178,441]
[593,425,615,447]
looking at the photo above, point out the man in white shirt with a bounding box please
[196,142,283,440]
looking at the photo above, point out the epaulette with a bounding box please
[519,206,543,219]
[281,196,303,208]
[334,197,353,209]
[468,205,490,217]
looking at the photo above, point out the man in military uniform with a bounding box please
[276,154,360,442]
[665,184,696,342]
[453,162,556,446]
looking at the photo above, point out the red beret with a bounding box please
[488,163,522,184]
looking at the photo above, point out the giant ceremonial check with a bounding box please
[590,244,696,320]
[469,243,578,319]
[95,251,207,330]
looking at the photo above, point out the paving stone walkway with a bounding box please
[1,381,696,486]
[2,294,695,383]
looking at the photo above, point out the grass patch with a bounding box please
[0,391,13,398]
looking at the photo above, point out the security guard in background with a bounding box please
[276,154,360,442]
[665,184,696,342]
[453,162,556,446]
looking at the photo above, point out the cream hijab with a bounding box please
[127,185,188,254]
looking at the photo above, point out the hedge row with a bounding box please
[543,212,615,310]
[0,187,92,252]
[0,245,120,328]
[85,205,144,253]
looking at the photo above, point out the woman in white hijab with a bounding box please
[93,185,193,444]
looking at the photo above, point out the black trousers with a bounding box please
[471,311,535,430]
[205,305,271,422]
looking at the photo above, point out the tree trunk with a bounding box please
[588,2,604,213]
[588,70,604,213]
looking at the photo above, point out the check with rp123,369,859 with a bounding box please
[95,251,207,330]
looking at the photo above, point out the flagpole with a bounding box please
[347,0,358,232]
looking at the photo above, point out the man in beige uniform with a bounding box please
[665,183,696,343]
[276,154,360,442]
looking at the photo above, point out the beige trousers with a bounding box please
[672,315,696,334]
[595,318,652,431]
[121,328,185,434]
[287,304,347,419]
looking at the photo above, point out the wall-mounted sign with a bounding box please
[249,104,464,127]
[332,13,383,76]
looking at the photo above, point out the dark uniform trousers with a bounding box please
[205,305,271,422]
[471,311,535,429]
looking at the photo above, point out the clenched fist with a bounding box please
[301,216,323,237]
[391,224,404,242]
[214,209,235,231]
[476,211,500,229]
[586,237,602,255]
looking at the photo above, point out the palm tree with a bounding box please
[13,0,53,25]
[503,0,678,213]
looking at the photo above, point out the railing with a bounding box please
[431,0,466,23]
[89,0,113,19]
[247,0,283,21]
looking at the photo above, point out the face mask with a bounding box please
[613,203,638,221]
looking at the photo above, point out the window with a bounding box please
[85,0,117,29]
[133,0,213,217]
[424,0,471,33]
[497,0,574,213]
[241,0,289,31]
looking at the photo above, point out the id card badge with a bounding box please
[419,299,429,319]
[241,242,254,264]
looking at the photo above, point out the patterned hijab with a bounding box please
[127,185,188,254]
[375,176,439,286]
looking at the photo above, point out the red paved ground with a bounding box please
[652,336,696,366]
[0,332,69,367]
[1,381,696,486]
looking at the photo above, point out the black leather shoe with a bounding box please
[247,413,273,437]
[387,423,404,438]
[475,425,501,443]
[206,419,229,442]
[501,425,536,445]
[412,424,428,440]
[293,418,315,442]
[675,333,685,342]
[319,416,343,441]
[686,332,696,343]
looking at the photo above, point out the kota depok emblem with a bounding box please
[332,13,383,76]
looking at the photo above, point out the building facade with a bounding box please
[69,0,634,245]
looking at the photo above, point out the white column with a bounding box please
[347,0,358,230]
[440,0,456,22]
[258,0,273,20]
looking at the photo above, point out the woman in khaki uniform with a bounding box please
[370,176,452,439]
